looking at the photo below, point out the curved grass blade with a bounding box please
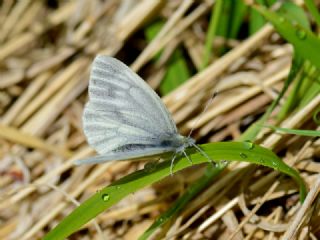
[43,142,306,240]
[243,2,311,136]
[138,4,313,239]
[276,1,310,30]
[139,163,225,240]
[240,53,304,141]
[304,0,320,27]
[254,5,320,69]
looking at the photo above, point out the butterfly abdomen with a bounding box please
[112,144,162,152]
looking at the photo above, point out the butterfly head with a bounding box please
[180,135,196,148]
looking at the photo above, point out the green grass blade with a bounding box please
[276,60,305,120]
[313,107,320,124]
[145,20,190,94]
[43,142,307,240]
[215,0,229,38]
[201,0,224,69]
[254,5,320,69]
[137,4,312,240]
[277,61,320,119]
[240,2,310,139]
[138,164,224,240]
[264,125,320,137]
[266,0,277,6]
[251,2,314,121]
[139,2,249,234]
[304,0,320,27]
[144,20,163,60]
[240,53,304,141]
[249,0,267,34]
[140,2,249,235]
[160,50,191,95]
[277,1,310,30]
[229,0,247,38]
[297,67,320,108]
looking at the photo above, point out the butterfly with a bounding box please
[76,56,210,173]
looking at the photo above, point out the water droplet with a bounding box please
[279,17,285,23]
[218,160,228,167]
[259,158,266,165]
[102,193,110,202]
[240,153,247,159]
[296,29,307,40]
[271,162,279,170]
[116,186,121,190]
[212,162,218,168]
[243,140,254,150]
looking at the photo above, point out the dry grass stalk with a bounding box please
[0,1,319,239]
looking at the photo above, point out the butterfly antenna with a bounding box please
[186,92,217,166]
[187,92,218,138]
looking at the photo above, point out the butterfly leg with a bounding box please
[182,150,193,165]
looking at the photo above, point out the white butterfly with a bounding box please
[76,56,209,172]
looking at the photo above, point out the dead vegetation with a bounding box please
[0,1,319,239]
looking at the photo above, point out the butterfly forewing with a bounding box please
[83,56,178,159]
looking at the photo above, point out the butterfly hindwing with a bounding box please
[75,146,174,165]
